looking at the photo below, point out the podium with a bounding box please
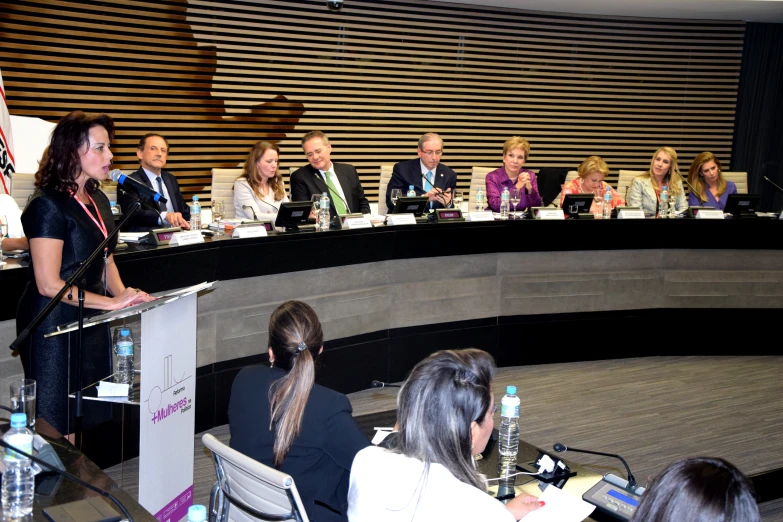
[48,282,213,522]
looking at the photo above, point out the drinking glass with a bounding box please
[390,188,402,209]
[311,194,321,219]
[0,214,7,266]
[453,189,464,210]
[509,188,521,219]
[10,378,36,430]
[593,189,604,218]
[212,200,225,236]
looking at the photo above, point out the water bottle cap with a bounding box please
[10,413,27,428]
[192,195,199,201]
[187,505,207,522]
[662,185,667,190]
[506,385,517,394]
[110,201,116,206]
[120,328,130,336]
[409,185,414,189]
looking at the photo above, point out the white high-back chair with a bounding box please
[468,166,494,209]
[377,165,394,214]
[203,433,310,522]
[617,170,646,201]
[9,173,36,209]
[723,171,748,193]
[211,169,243,219]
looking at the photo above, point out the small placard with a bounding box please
[532,208,565,220]
[466,211,494,222]
[97,381,129,397]
[232,226,269,238]
[386,214,417,226]
[617,208,646,219]
[435,208,464,222]
[343,217,373,229]
[696,209,725,219]
[168,230,205,246]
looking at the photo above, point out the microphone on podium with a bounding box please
[370,380,401,388]
[554,442,637,489]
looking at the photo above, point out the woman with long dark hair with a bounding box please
[348,349,543,521]
[229,300,370,522]
[16,110,153,434]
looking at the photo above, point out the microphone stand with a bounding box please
[10,199,146,448]
[0,438,133,522]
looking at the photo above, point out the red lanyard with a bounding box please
[74,193,109,252]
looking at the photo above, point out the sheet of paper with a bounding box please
[371,429,394,445]
[97,381,130,397]
[521,483,595,522]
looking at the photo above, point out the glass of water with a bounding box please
[0,214,7,266]
[10,379,36,430]
[453,190,464,209]
[311,194,321,220]
[390,189,401,210]
[509,188,521,219]
[212,200,225,236]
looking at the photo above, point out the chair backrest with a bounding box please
[377,165,394,215]
[101,180,118,205]
[617,170,646,200]
[723,171,748,193]
[202,433,310,522]
[468,166,494,208]
[537,167,568,207]
[9,173,35,210]
[550,170,579,207]
[211,169,243,219]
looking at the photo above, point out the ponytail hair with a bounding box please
[267,301,323,467]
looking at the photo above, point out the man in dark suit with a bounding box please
[290,130,371,217]
[117,133,191,231]
[385,132,457,213]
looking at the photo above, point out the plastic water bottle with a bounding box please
[475,187,486,212]
[1,413,34,518]
[318,192,330,232]
[110,201,120,215]
[498,385,520,457]
[659,185,669,219]
[190,195,201,229]
[114,328,134,387]
[407,185,416,197]
[500,187,510,220]
[602,187,613,219]
[187,505,207,522]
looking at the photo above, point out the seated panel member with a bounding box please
[117,133,191,231]
[687,152,737,211]
[560,156,624,211]
[290,131,370,217]
[0,193,29,251]
[229,301,370,522]
[234,141,289,221]
[485,137,542,212]
[627,147,687,217]
[385,132,457,213]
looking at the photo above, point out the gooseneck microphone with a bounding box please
[554,442,637,489]
[371,380,401,388]
[111,169,167,205]
[764,176,783,195]
[0,438,134,522]
[624,185,629,202]
[242,205,258,220]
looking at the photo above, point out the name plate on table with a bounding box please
[232,226,269,238]
[466,211,494,222]
[531,208,565,220]
[386,214,417,226]
[617,208,646,219]
[696,209,725,219]
[168,230,205,246]
[342,217,373,229]
[435,208,465,222]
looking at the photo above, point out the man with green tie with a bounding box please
[385,132,457,214]
[290,130,371,218]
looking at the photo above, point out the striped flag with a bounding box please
[0,69,15,195]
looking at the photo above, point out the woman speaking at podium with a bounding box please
[229,301,370,522]
[16,111,153,435]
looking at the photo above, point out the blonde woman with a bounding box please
[627,147,687,216]
[484,137,542,212]
[687,152,737,211]
[233,141,289,221]
[559,156,625,211]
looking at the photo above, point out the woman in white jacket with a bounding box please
[234,141,289,221]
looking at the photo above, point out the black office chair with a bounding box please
[536,167,568,207]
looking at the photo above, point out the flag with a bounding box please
[0,69,15,195]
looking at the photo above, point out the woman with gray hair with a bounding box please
[347,349,543,521]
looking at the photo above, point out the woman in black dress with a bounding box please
[16,111,153,434]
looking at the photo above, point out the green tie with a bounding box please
[324,171,348,215]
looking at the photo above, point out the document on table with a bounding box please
[521,483,595,522]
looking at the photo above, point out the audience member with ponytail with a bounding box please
[229,300,370,522]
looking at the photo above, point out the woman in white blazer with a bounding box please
[234,141,289,221]
[627,147,687,217]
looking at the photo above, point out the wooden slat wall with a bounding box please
[0,0,743,203]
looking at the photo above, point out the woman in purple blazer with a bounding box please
[687,152,737,211]
[484,137,542,213]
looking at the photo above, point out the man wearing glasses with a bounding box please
[290,130,370,217]
[385,132,457,213]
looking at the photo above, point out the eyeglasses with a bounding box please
[305,148,326,159]
[420,149,443,157]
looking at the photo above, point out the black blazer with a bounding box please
[385,158,458,212]
[290,163,371,216]
[228,365,370,522]
[117,168,190,231]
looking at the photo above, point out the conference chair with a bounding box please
[536,167,568,207]
[723,171,748,193]
[468,166,494,210]
[377,164,394,215]
[617,170,645,202]
[9,173,35,210]
[210,169,243,219]
[550,170,579,207]
[101,180,119,206]
[202,433,310,522]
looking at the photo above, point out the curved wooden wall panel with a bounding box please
[0,0,743,201]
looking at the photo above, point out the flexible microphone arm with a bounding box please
[242,205,259,220]
[553,443,636,488]
[764,176,783,195]
[0,438,134,522]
